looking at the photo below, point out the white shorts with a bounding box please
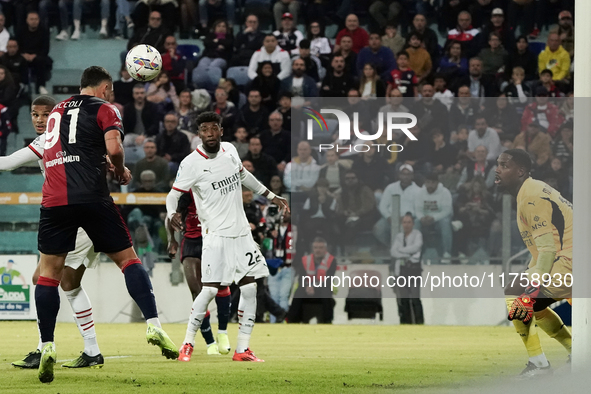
[64,228,99,270]
[201,233,269,286]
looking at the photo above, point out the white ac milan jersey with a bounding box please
[28,133,46,175]
[172,142,251,237]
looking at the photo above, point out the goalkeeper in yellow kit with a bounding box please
[495,149,572,378]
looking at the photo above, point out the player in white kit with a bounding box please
[0,96,104,369]
[166,112,289,362]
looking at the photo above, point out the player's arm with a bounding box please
[166,160,196,219]
[0,146,40,171]
[526,198,557,277]
[240,165,290,213]
[104,129,130,183]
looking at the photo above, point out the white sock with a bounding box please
[218,330,227,335]
[236,282,257,353]
[37,325,43,351]
[146,318,161,328]
[184,286,217,345]
[73,19,81,32]
[40,341,53,350]
[529,353,549,368]
[65,286,101,357]
[101,19,108,29]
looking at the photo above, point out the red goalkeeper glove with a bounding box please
[508,285,541,324]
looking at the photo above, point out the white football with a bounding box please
[125,44,162,82]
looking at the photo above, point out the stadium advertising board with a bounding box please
[0,255,37,320]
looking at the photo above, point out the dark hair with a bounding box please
[446,40,462,56]
[396,50,410,59]
[80,66,112,89]
[306,20,325,39]
[403,212,414,222]
[0,65,15,87]
[278,91,292,100]
[540,68,554,77]
[211,19,227,32]
[313,237,327,245]
[264,33,276,40]
[32,95,57,108]
[425,172,439,182]
[430,128,443,137]
[408,32,424,42]
[504,148,533,173]
[369,32,381,39]
[433,72,446,81]
[299,39,311,49]
[474,115,487,123]
[180,88,192,95]
[133,83,146,90]
[248,89,261,96]
[196,111,222,127]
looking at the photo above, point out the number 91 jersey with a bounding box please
[42,95,124,208]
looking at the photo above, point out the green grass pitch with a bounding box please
[1,321,569,393]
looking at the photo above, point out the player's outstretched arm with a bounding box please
[240,167,290,213]
[104,129,131,185]
[0,146,40,171]
[166,188,183,220]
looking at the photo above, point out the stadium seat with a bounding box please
[192,66,223,91]
[345,269,383,321]
[226,67,250,87]
[529,42,546,55]
[177,45,201,62]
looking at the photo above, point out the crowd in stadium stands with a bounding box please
[0,1,577,322]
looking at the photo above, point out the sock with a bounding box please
[535,307,572,353]
[122,260,158,321]
[146,317,161,328]
[64,286,100,357]
[200,311,215,345]
[35,276,61,343]
[101,19,108,29]
[184,286,217,345]
[74,19,81,32]
[506,297,547,367]
[236,282,257,353]
[216,287,231,332]
[37,325,43,351]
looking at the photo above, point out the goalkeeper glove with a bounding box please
[508,285,541,324]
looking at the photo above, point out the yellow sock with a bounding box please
[535,307,572,353]
[506,297,545,360]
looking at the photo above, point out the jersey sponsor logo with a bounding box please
[45,154,80,168]
[531,221,547,231]
[211,172,240,196]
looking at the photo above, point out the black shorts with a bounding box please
[38,200,133,255]
[180,236,203,262]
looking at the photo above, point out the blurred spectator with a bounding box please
[176,89,199,135]
[559,93,574,121]
[413,83,450,139]
[405,32,432,82]
[468,116,502,161]
[374,164,420,246]
[455,176,495,257]
[115,0,134,39]
[295,39,323,82]
[230,14,265,67]
[210,87,238,138]
[335,35,357,75]
[356,33,397,82]
[244,136,278,186]
[266,210,294,323]
[449,85,480,133]
[352,145,391,193]
[430,128,458,174]
[260,111,291,168]
[433,74,454,109]
[450,124,470,159]
[128,10,171,53]
[337,170,378,246]
[133,1,178,33]
[479,7,514,51]
[387,51,418,98]
[369,0,402,30]
[300,178,338,247]
[478,32,508,76]
[513,121,552,167]
[113,66,135,107]
[269,174,287,199]
[414,173,453,261]
[536,69,563,98]
[505,35,538,82]
[396,124,432,173]
[248,34,291,80]
[284,140,320,193]
[281,58,319,98]
[249,61,281,111]
[307,20,332,67]
[287,237,336,324]
[454,57,497,97]
[485,95,521,141]
[446,10,481,58]
[440,0,471,31]
[0,64,14,155]
[550,10,574,58]
[231,126,249,159]
[0,39,27,87]
[162,35,187,93]
[457,145,496,189]
[521,88,565,138]
[0,14,8,56]
[406,14,439,66]
[52,0,109,40]
[220,78,246,109]
[334,14,369,54]
[198,0,235,33]
[539,157,570,199]
[358,63,386,99]
[277,93,292,131]
[274,0,300,28]
[382,23,406,58]
[156,113,191,173]
[438,40,468,86]
[195,20,233,89]
[503,67,531,109]
[146,71,179,112]
[123,84,161,139]
[132,138,170,191]
[320,55,356,97]
[273,12,303,56]
[390,212,424,325]
[538,32,570,82]
[239,90,270,136]
[318,148,346,194]
[17,11,51,94]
